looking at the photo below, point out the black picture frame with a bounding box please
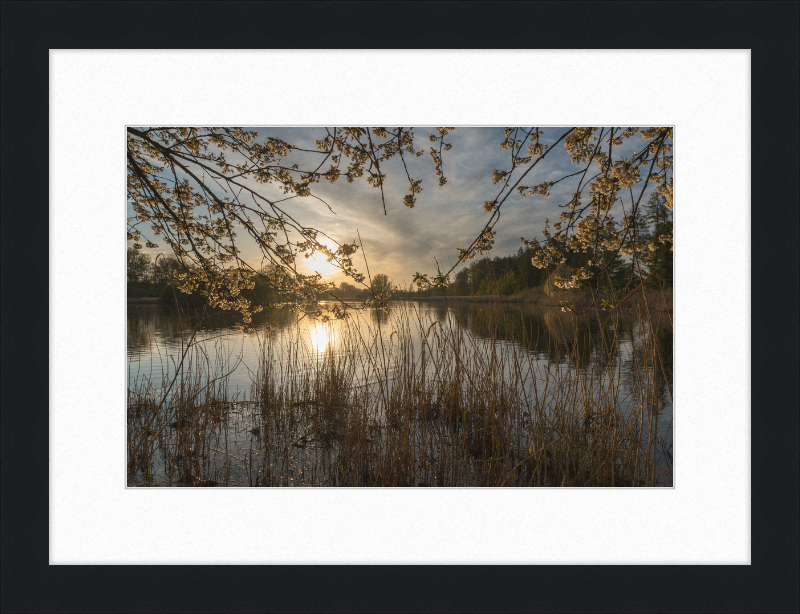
[2,2,797,612]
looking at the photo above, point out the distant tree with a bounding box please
[152,255,184,287]
[642,192,673,284]
[337,281,359,297]
[370,274,392,297]
[643,192,671,238]
[517,246,543,289]
[499,270,521,295]
[127,247,151,282]
[451,268,470,295]
[619,201,650,287]
[600,251,629,291]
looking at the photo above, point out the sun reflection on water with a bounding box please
[306,323,331,355]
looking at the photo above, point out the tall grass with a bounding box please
[127,289,672,487]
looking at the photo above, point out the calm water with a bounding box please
[127,300,673,486]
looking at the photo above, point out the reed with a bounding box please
[127,294,672,487]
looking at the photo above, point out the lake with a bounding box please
[127,299,673,487]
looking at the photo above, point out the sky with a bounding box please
[128,127,659,288]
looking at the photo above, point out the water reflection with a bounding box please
[127,299,673,486]
[129,301,672,401]
[305,322,331,355]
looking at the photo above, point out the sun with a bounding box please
[308,240,338,276]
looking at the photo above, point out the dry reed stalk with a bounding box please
[128,299,671,487]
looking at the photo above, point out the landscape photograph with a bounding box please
[127,126,674,487]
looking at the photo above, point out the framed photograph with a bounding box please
[2,2,797,612]
[125,122,675,492]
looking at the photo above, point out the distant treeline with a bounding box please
[399,242,671,300]
[127,249,371,308]
[127,250,284,309]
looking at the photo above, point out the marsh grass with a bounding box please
[127,286,672,487]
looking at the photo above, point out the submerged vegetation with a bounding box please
[127,289,672,487]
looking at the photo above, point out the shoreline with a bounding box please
[128,294,672,312]
[400,295,518,303]
[127,295,520,304]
